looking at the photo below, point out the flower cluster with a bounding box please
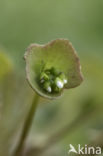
[24,39,83,99]
[39,67,68,93]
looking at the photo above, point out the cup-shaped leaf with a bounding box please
[24,39,83,99]
[0,51,13,81]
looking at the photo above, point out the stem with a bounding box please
[15,94,40,156]
[25,107,96,156]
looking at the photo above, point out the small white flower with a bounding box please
[63,79,68,84]
[56,80,64,89]
[47,86,52,93]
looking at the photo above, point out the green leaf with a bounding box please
[0,51,13,81]
[24,39,83,99]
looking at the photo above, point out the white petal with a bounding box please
[47,86,52,92]
[56,81,64,88]
[63,79,68,84]
[40,79,45,83]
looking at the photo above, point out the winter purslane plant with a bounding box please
[15,39,83,156]
[24,39,83,99]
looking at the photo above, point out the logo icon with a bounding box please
[68,144,101,155]
[68,144,77,154]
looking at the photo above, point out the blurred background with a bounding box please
[0,0,103,156]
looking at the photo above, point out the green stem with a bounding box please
[15,94,40,156]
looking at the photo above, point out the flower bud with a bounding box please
[43,81,52,93]
[50,67,60,76]
[53,86,61,92]
[40,72,49,83]
[59,73,68,84]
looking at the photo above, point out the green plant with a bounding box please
[0,51,13,81]
[24,39,83,99]
[15,38,83,155]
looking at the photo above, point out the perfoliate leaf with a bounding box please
[0,51,13,81]
[24,39,83,99]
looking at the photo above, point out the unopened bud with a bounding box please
[50,67,60,76]
[43,81,52,93]
[40,72,49,82]
[59,73,68,84]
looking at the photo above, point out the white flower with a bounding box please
[47,86,52,93]
[63,79,68,84]
[56,80,64,89]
